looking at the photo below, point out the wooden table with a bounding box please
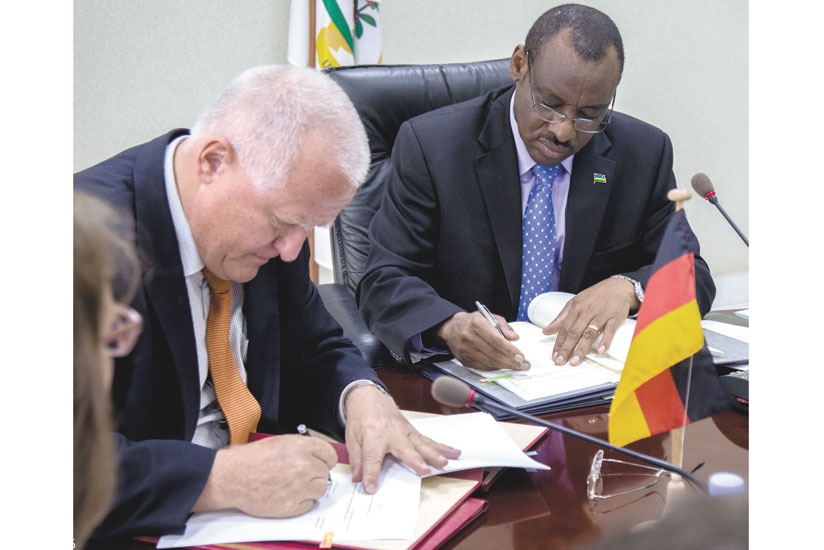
[129,362,748,550]
[378,365,749,550]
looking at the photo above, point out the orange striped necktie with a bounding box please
[202,268,261,445]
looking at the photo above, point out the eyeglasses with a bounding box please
[587,449,671,504]
[525,50,615,134]
[103,303,143,358]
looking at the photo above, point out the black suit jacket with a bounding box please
[75,131,380,539]
[357,86,715,361]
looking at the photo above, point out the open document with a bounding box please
[157,459,421,548]
[422,291,748,418]
[422,292,621,415]
[157,412,547,549]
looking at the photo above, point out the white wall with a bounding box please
[74,0,748,309]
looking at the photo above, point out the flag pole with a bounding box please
[305,0,320,284]
[307,0,316,68]
[647,188,695,521]
[666,188,692,472]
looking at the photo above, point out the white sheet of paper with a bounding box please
[701,319,749,343]
[526,292,635,363]
[463,322,621,402]
[409,412,549,475]
[494,360,620,401]
[156,458,421,549]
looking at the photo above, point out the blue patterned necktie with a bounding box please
[517,163,562,321]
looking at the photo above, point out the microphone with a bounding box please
[690,173,749,247]
[431,376,706,491]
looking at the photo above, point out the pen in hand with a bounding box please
[297,424,332,484]
[475,301,506,338]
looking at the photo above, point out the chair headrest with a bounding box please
[324,59,513,291]
[326,59,512,157]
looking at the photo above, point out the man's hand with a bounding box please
[194,434,338,518]
[543,277,638,366]
[437,311,530,371]
[343,384,461,494]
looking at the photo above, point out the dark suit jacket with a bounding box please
[74,130,381,540]
[357,86,715,362]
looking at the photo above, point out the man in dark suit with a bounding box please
[74,65,459,543]
[357,4,715,371]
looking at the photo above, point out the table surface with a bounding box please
[378,365,749,550]
[130,361,748,550]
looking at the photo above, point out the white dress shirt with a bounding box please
[164,136,247,448]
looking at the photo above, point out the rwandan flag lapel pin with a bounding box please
[593,173,607,184]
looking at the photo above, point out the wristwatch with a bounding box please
[611,274,645,304]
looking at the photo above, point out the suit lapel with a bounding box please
[476,88,523,312]
[133,130,202,437]
[475,93,619,303]
[560,132,615,291]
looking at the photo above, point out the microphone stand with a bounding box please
[706,195,749,247]
[469,393,707,492]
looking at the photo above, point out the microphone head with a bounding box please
[691,172,715,198]
[431,376,473,408]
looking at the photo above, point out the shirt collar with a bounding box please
[164,135,205,278]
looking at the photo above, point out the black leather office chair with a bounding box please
[317,59,513,369]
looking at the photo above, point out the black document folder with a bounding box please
[704,328,748,366]
[418,361,614,420]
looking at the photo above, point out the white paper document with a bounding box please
[157,458,421,548]
[496,361,621,402]
[157,412,546,548]
[409,412,550,475]
[463,322,621,402]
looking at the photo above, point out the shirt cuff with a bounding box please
[408,333,450,364]
[338,379,390,426]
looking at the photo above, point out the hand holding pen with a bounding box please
[475,301,506,338]
[434,302,529,371]
[298,424,332,484]
[464,300,530,376]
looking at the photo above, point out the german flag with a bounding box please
[608,208,728,447]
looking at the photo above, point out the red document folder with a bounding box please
[136,436,487,550]
[145,496,488,550]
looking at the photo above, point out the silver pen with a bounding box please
[475,301,506,338]
[298,424,332,483]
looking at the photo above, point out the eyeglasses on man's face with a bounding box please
[525,50,615,134]
[103,303,143,358]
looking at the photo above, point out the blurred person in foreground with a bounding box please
[577,492,747,550]
[74,190,142,548]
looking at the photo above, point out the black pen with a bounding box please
[475,301,506,338]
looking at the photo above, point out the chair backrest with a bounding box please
[324,59,513,292]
